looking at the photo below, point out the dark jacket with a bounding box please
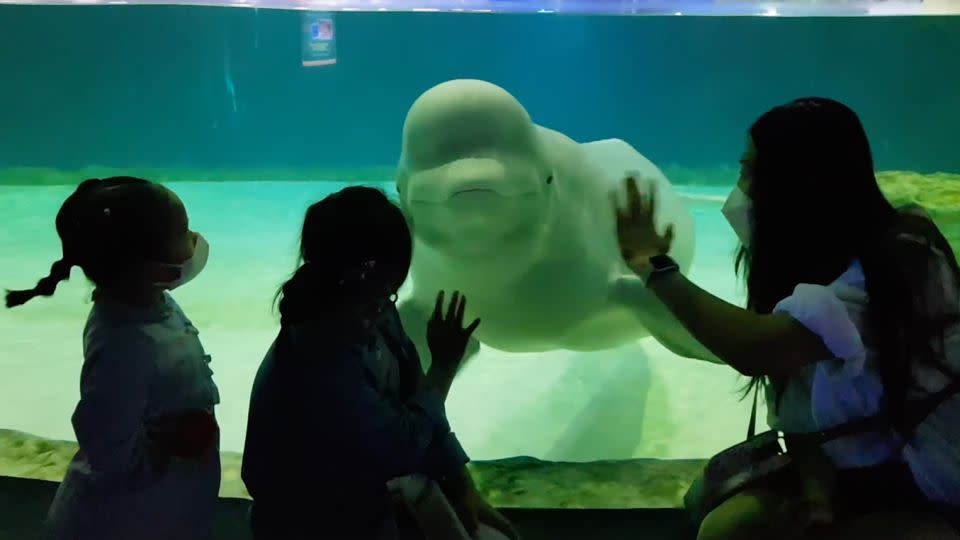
[241,306,468,539]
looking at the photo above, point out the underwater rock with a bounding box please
[877,170,960,210]
[0,430,79,482]
[0,429,706,509]
[464,455,706,509]
[877,170,960,257]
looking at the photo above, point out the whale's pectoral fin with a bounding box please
[582,138,696,272]
[397,298,481,374]
[581,138,667,187]
[608,275,723,364]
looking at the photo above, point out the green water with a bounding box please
[0,177,755,461]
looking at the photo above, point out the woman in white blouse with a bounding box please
[610,97,959,540]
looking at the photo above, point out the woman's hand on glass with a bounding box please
[426,290,480,377]
[611,174,674,274]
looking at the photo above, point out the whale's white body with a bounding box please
[395,79,696,363]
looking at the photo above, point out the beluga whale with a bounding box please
[395,79,699,369]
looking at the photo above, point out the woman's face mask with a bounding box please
[722,187,753,247]
[726,137,758,246]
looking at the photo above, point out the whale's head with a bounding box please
[396,80,555,260]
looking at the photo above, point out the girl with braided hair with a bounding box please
[6,177,222,540]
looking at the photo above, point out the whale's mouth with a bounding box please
[451,187,498,198]
[407,180,538,204]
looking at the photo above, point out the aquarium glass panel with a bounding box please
[1,4,958,507]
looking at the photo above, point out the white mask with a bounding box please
[154,234,210,290]
[721,187,753,246]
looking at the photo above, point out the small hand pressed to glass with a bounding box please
[421,293,519,539]
[426,290,481,375]
[611,175,675,274]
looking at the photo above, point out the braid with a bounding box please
[6,176,158,309]
[5,258,74,308]
[5,177,105,309]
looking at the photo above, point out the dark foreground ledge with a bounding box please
[0,429,702,539]
[0,475,697,540]
[0,428,705,509]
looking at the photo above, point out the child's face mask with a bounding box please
[153,234,209,290]
[722,187,753,247]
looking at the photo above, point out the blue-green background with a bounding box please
[0,7,958,175]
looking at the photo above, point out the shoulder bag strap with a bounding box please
[794,376,960,447]
[746,382,761,439]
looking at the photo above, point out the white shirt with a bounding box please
[898,237,960,505]
[769,261,901,468]
[772,239,960,505]
[45,293,222,540]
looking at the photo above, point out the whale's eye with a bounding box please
[546,175,554,185]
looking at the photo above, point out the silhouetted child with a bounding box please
[6,177,221,540]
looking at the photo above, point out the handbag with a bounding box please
[682,384,824,526]
[682,375,960,527]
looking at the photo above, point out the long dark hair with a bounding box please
[6,177,171,308]
[275,186,412,326]
[737,98,960,433]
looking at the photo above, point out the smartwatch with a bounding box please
[645,254,680,285]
